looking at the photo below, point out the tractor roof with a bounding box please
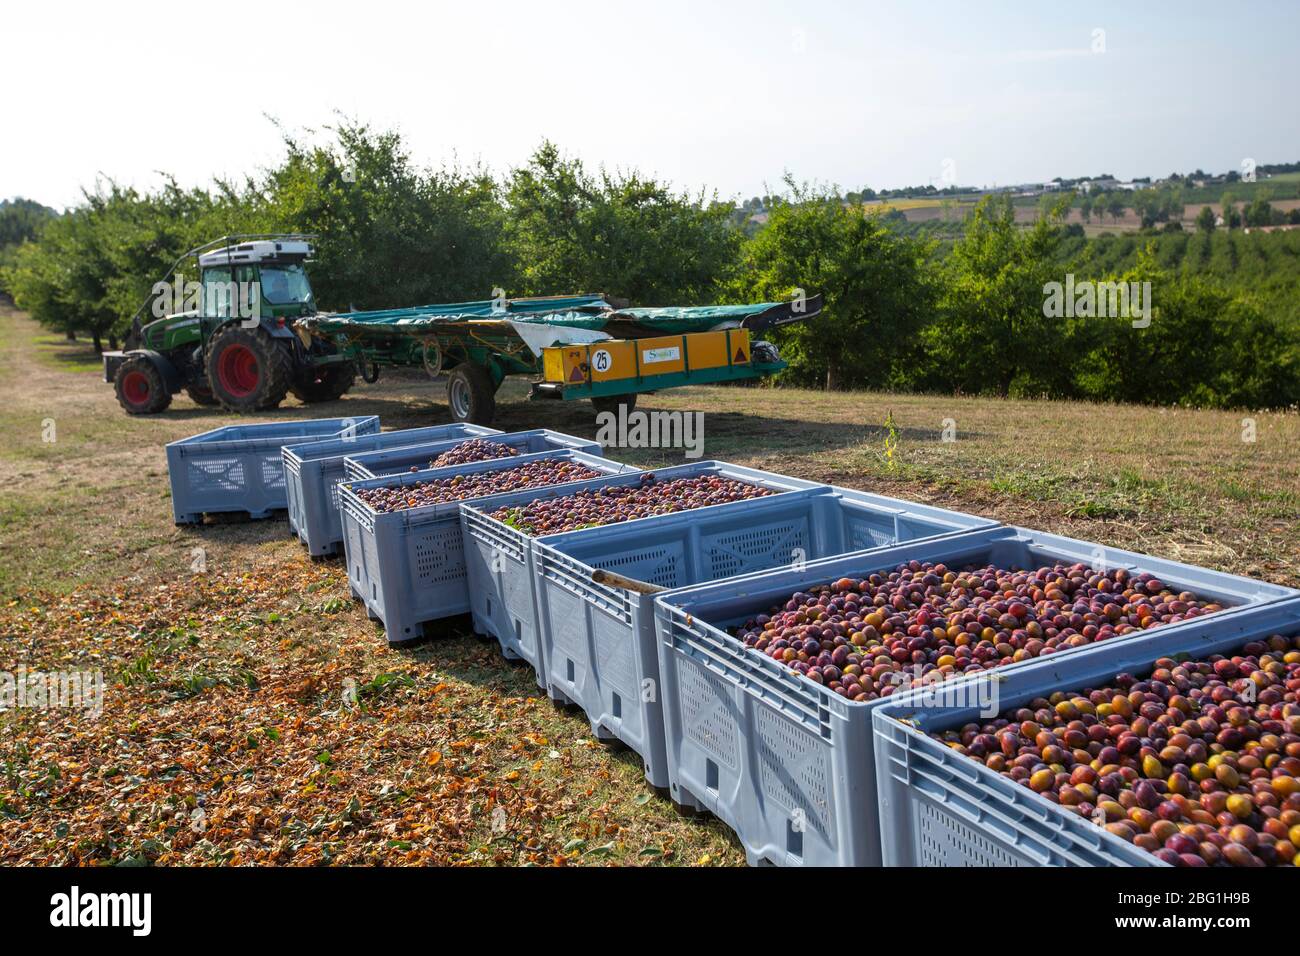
[198,239,313,269]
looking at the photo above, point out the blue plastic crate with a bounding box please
[525,485,998,789]
[166,416,380,524]
[873,597,1300,867]
[460,462,825,692]
[337,450,636,644]
[652,526,1299,866]
[343,429,602,480]
[283,424,501,557]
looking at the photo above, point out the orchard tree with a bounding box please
[1106,193,1126,224]
[1073,248,1299,408]
[504,141,740,304]
[0,198,59,302]
[0,198,57,249]
[738,178,935,391]
[3,202,117,350]
[923,193,1074,397]
[1245,198,1274,228]
[1220,190,1239,229]
[266,121,512,310]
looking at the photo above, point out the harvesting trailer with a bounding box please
[104,236,822,425]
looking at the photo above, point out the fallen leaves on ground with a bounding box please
[0,560,742,866]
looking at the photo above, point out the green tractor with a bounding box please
[104,235,355,414]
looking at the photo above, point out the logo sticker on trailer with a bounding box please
[642,347,680,364]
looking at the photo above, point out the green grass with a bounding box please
[30,333,103,373]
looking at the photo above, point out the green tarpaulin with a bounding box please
[307,294,807,339]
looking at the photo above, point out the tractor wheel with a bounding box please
[185,380,219,406]
[114,356,173,415]
[290,363,356,404]
[446,364,497,425]
[205,324,294,412]
[591,393,637,418]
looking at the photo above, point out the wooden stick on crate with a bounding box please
[591,569,666,594]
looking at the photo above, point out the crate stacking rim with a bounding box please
[167,416,380,524]
[283,423,501,557]
[342,428,602,481]
[523,484,999,789]
[459,461,826,695]
[872,597,1300,867]
[652,525,1299,867]
[337,449,637,644]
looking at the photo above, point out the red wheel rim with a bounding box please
[121,370,151,407]
[217,344,260,398]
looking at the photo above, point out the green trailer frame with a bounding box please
[299,293,822,405]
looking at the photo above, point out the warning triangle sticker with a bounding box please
[568,363,586,382]
[734,346,748,363]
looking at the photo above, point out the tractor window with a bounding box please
[258,264,313,306]
[234,265,262,320]
[202,267,234,318]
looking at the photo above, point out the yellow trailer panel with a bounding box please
[542,329,751,387]
[590,340,639,382]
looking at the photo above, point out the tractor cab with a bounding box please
[195,239,317,322]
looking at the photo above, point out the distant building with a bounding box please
[1081,177,1120,193]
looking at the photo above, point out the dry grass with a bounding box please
[0,304,1295,865]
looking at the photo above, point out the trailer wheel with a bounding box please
[447,364,496,425]
[591,393,637,418]
[206,324,293,412]
[291,364,356,404]
[185,380,219,406]
[115,356,173,415]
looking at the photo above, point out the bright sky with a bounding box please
[4,0,1297,210]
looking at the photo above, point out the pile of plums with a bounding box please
[934,634,1300,867]
[486,472,774,536]
[423,438,520,470]
[735,560,1224,697]
[354,459,603,513]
